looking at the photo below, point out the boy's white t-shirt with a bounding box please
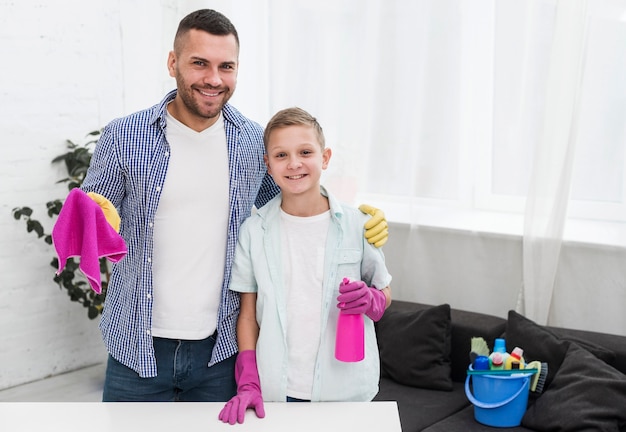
[151,111,230,339]
[280,208,330,400]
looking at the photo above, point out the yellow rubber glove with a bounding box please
[359,204,388,248]
[87,192,121,233]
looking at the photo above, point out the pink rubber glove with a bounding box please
[337,278,387,322]
[219,350,265,425]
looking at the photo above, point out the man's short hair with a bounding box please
[174,9,239,52]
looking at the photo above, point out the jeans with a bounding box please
[102,335,236,402]
[287,396,310,402]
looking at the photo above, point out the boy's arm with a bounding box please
[237,293,260,350]
[380,286,392,309]
[219,292,264,425]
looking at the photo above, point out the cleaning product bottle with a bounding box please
[489,352,505,370]
[335,278,365,362]
[488,338,509,370]
[504,347,525,370]
[473,355,490,370]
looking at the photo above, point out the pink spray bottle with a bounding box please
[335,277,365,362]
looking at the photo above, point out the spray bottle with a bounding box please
[335,278,365,362]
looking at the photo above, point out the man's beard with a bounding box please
[176,75,232,120]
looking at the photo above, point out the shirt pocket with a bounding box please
[335,248,362,282]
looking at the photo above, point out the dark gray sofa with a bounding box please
[373,301,626,432]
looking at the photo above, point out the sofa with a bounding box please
[372,301,626,431]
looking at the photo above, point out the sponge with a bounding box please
[527,360,548,393]
[469,337,490,364]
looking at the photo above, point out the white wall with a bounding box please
[0,0,206,391]
[383,222,626,337]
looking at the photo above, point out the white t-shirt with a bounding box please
[280,208,330,399]
[151,111,229,339]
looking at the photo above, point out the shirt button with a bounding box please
[149,222,154,228]
[146,329,151,335]
[147,294,152,300]
[147,257,152,263]
[156,186,161,192]
[165,152,170,157]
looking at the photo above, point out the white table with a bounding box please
[0,401,401,431]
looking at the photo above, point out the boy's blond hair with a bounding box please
[264,107,325,150]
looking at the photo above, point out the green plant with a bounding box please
[12,130,107,319]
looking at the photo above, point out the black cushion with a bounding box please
[548,326,626,374]
[376,303,453,391]
[522,343,626,431]
[505,310,616,389]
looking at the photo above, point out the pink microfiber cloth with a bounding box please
[52,188,127,294]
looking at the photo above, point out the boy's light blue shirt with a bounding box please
[230,186,392,401]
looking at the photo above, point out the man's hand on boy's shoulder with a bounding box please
[359,204,388,248]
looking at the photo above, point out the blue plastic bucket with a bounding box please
[465,367,534,427]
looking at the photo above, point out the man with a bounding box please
[80,9,388,402]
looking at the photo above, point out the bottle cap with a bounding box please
[493,338,506,353]
[474,356,489,370]
[491,352,503,366]
[510,347,524,361]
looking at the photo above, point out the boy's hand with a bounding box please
[219,350,265,425]
[337,279,387,322]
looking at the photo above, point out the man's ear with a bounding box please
[167,51,176,78]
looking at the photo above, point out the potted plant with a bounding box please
[12,130,107,319]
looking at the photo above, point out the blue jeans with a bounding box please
[287,396,310,402]
[102,335,236,402]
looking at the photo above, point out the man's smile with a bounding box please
[198,88,223,97]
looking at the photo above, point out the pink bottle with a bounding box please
[335,278,365,362]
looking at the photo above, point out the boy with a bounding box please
[219,107,392,424]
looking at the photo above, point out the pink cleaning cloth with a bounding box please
[52,188,127,294]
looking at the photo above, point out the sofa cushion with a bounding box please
[505,310,616,389]
[548,326,626,375]
[522,343,626,431]
[374,378,469,432]
[376,303,453,391]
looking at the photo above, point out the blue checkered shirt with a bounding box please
[81,89,279,377]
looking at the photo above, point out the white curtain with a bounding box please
[520,0,588,324]
[212,0,626,323]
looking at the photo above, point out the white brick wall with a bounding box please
[0,0,269,391]
[0,0,195,390]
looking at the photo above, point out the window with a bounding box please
[235,0,626,244]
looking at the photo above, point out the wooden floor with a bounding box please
[0,362,105,402]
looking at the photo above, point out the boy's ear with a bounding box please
[263,154,271,172]
[322,147,332,169]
